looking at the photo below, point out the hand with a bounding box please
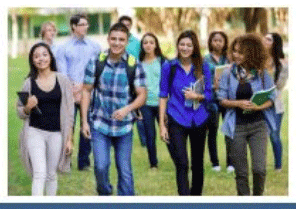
[65,138,73,156]
[81,122,91,140]
[160,123,169,144]
[236,100,255,110]
[111,107,130,121]
[24,95,38,113]
[214,76,220,90]
[245,103,262,111]
[184,89,204,102]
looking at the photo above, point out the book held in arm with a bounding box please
[192,77,204,110]
[17,91,42,114]
[243,85,276,114]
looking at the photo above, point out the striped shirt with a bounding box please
[84,52,146,137]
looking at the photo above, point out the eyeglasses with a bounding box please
[77,23,89,27]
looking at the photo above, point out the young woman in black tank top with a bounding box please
[17,42,74,196]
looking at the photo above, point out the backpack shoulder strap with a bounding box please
[125,54,137,100]
[93,52,108,89]
[168,60,177,93]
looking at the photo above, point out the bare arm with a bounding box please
[221,99,273,111]
[112,87,147,120]
[80,84,94,139]
[159,97,169,143]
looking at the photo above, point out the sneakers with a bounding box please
[227,166,235,173]
[212,166,221,172]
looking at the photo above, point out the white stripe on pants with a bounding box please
[27,127,63,196]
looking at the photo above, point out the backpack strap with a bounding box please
[168,61,177,96]
[93,52,108,90]
[125,54,137,102]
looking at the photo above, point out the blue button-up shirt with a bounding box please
[84,52,146,137]
[56,36,101,83]
[159,59,212,128]
[217,64,277,139]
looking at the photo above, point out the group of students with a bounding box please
[16,13,288,196]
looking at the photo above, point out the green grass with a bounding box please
[8,56,288,196]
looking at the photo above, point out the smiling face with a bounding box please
[32,46,52,71]
[43,25,56,42]
[108,30,128,56]
[73,18,89,38]
[232,43,245,65]
[178,37,194,59]
[142,35,157,55]
[211,33,225,53]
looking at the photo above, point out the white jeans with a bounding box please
[27,127,63,196]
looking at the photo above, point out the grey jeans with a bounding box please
[230,120,268,196]
[27,127,63,196]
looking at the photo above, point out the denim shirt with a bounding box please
[159,58,212,128]
[217,64,276,139]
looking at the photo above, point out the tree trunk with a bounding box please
[11,12,18,59]
[22,13,29,55]
[259,8,268,35]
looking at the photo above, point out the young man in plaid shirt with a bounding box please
[80,23,147,196]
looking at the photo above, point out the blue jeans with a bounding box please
[141,105,159,167]
[136,120,147,146]
[270,113,283,169]
[91,130,134,196]
[75,104,91,170]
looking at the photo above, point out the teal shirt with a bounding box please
[142,57,162,106]
[126,34,141,60]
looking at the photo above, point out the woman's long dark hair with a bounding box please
[28,42,58,79]
[139,32,165,62]
[208,31,228,57]
[269,33,285,83]
[177,30,203,78]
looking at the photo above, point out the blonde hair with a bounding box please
[40,21,57,39]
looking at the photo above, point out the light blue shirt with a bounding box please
[126,34,140,60]
[141,57,162,106]
[56,36,101,83]
[217,63,277,139]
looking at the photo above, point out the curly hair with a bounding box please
[238,33,267,72]
[228,36,241,63]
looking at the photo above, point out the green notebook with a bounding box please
[251,85,276,106]
[243,85,276,114]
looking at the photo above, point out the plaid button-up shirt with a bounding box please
[84,52,146,137]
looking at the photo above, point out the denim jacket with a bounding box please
[217,64,277,139]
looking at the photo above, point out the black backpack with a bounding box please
[90,52,137,113]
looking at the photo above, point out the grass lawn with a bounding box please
[8,56,288,196]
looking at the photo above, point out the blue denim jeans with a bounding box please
[141,105,159,167]
[91,130,134,196]
[270,113,284,169]
[75,104,91,170]
[136,120,147,147]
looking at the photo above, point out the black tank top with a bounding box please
[29,77,61,131]
[235,82,264,125]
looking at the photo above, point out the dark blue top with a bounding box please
[159,58,212,128]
